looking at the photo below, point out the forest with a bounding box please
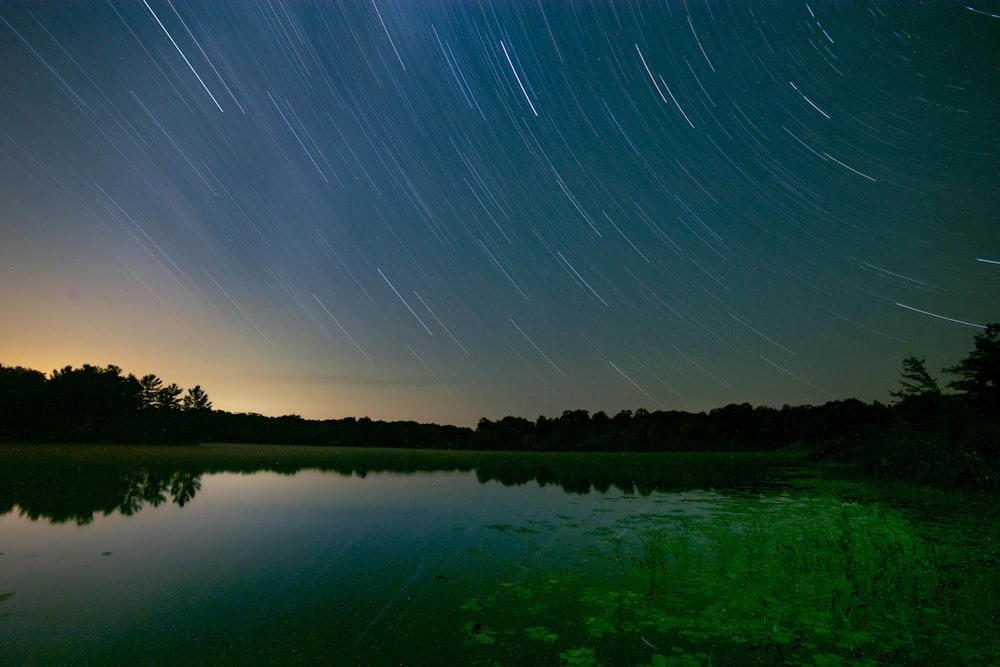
[2,324,997,491]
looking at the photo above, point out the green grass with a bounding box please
[459,492,1000,666]
[624,498,997,664]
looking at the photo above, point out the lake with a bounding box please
[1,444,997,666]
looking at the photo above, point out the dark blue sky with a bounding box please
[2,1,997,425]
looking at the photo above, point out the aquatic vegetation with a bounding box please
[462,620,497,645]
[459,491,1000,666]
[600,495,999,664]
[525,625,559,642]
[643,648,713,667]
[559,646,600,666]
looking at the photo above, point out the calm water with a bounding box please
[1,445,996,666]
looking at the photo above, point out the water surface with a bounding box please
[1,444,996,665]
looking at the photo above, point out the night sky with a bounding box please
[2,2,997,426]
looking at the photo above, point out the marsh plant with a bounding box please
[460,493,999,666]
[601,495,999,665]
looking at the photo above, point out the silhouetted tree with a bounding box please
[0,364,48,440]
[535,414,557,441]
[176,385,214,442]
[890,355,944,429]
[945,323,1000,416]
[138,374,183,411]
[138,374,163,410]
[157,383,183,411]
[612,409,633,428]
[133,374,187,441]
[475,416,534,450]
[182,385,212,411]
[709,403,757,448]
[552,409,591,450]
[46,365,142,441]
[890,355,941,401]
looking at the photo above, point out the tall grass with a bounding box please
[601,495,999,665]
[458,492,999,666]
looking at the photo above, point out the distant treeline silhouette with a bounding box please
[1,324,997,487]
[0,362,892,450]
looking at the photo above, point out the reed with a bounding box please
[459,492,999,666]
[603,495,999,665]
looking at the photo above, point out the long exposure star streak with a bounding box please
[1,2,997,425]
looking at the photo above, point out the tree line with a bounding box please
[1,324,997,487]
[0,364,212,444]
[858,323,999,489]
[0,362,891,450]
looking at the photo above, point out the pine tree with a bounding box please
[182,385,213,411]
[890,355,940,402]
[945,323,1000,415]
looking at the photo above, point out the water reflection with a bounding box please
[1,464,698,666]
[0,444,801,524]
[0,591,12,619]
[1,465,202,524]
[2,445,995,666]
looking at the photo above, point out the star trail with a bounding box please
[1,1,997,425]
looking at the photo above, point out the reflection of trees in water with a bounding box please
[0,462,204,524]
[169,471,202,507]
[0,446,797,524]
[472,452,789,495]
[119,470,202,516]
